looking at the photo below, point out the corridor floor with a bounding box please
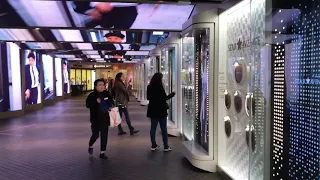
[0,97,221,180]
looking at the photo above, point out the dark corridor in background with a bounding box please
[0,43,9,112]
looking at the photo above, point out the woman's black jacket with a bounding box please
[147,84,175,118]
[86,90,114,126]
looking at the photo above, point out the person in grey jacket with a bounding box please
[113,72,139,135]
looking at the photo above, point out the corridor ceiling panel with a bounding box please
[0,28,169,44]
[2,1,194,31]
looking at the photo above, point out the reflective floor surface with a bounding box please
[0,97,221,180]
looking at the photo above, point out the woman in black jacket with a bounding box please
[86,79,113,159]
[147,73,175,151]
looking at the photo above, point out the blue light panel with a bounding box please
[289,4,320,179]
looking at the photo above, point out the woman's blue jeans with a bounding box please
[150,117,168,147]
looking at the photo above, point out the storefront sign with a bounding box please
[94,64,111,68]
[228,37,260,51]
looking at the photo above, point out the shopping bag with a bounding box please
[109,107,122,127]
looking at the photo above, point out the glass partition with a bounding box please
[181,33,195,140]
[161,47,175,122]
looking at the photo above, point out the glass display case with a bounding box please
[161,47,176,122]
[194,28,210,152]
[181,33,195,141]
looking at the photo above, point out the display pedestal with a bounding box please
[181,141,216,172]
[167,120,180,136]
[140,100,149,106]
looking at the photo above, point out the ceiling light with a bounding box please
[90,32,98,42]
[153,31,164,35]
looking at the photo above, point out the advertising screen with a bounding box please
[0,42,22,112]
[24,50,42,105]
[42,55,54,100]
[55,58,63,96]
[5,1,193,30]
[63,60,70,94]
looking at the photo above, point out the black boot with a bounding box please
[100,153,108,159]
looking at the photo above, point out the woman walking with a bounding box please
[147,73,175,151]
[113,72,139,135]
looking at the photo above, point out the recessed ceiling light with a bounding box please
[35,28,40,30]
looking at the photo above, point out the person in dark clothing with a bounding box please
[86,79,113,159]
[147,73,175,152]
[113,72,139,135]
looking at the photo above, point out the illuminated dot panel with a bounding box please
[288,5,320,179]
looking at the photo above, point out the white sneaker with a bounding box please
[164,146,172,152]
[151,145,160,151]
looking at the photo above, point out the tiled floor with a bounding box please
[0,97,221,180]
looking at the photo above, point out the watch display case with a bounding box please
[195,28,210,152]
[181,33,195,140]
[161,47,175,122]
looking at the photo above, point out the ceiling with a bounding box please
[0,0,225,63]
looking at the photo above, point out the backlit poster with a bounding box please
[0,42,22,112]
[24,50,42,105]
[63,60,70,94]
[86,70,92,91]
[55,58,63,96]
[42,55,54,100]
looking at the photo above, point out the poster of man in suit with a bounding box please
[24,51,42,105]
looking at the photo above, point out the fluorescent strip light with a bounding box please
[90,32,98,42]
[71,43,93,51]
[58,30,84,42]
[89,55,101,59]
[0,29,35,41]
[126,51,149,56]
[153,31,164,35]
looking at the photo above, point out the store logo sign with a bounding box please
[228,37,260,51]
[295,75,320,85]
[94,65,111,68]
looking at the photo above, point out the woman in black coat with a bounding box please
[147,73,175,151]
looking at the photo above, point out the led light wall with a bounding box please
[270,3,320,179]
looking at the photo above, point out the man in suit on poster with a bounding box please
[63,61,69,94]
[25,53,41,105]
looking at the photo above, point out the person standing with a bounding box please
[86,79,113,159]
[147,73,175,152]
[113,72,139,135]
[63,61,69,94]
[25,53,41,105]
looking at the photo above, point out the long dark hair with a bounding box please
[114,72,124,87]
[149,72,163,87]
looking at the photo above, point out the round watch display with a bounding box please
[224,90,231,110]
[245,124,256,151]
[224,116,232,138]
[234,62,244,84]
[234,91,242,113]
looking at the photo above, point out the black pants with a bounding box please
[89,124,109,151]
[64,83,68,94]
[26,87,38,105]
